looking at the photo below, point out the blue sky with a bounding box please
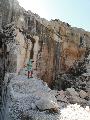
[18,0,90,31]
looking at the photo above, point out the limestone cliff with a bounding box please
[0,0,90,88]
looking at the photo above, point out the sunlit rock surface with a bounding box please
[0,0,90,119]
[0,0,90,87]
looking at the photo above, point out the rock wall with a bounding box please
[0,0,90,87]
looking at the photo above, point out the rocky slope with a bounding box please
[0,72,90,120]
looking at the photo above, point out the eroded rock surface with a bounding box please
[0,0,90,120]
[0,0,90,87]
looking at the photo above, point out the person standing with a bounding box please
[27,59,34,78]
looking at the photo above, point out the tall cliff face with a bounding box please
[0,0,90,88]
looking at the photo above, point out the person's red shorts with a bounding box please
[29,71,32,76]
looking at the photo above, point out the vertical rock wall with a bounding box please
[0,0,90,87]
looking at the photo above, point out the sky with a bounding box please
[18,0,90,31]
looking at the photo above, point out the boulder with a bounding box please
[69,96,87,104]
[69,96,80,104]
[5,75,59,120]
[56,95,68,103]
[66,88,79,97]
[56,90,68,103]
[35,98,59,113]
[79,90,88,99]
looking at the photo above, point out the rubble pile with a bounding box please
[2,73,90,120]
[54,73,90,106]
